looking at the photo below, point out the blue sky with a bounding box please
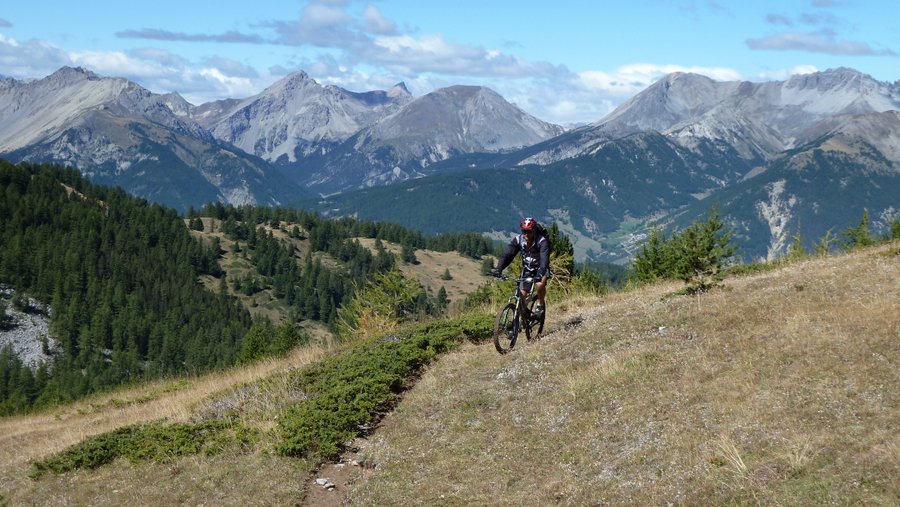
[1,0,897,124]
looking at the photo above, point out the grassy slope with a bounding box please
[1,243,897,505]
[348,243,899,505]
[0,346,327,505]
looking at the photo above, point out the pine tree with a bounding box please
[237,321,272,364]
[436,286,449,311]
[401,243,418,264]
[335,270,423,340]
[632,227,671,282]
[670,207,735,291]
[841,209,875,249]
[814,229,837,256]
[630,207,735,292]
[785,223,807,261]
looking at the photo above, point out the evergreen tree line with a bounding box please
[197,202,493,259]
[632,207,900,292]
[0,161,252,415]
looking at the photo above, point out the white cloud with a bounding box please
[69,50,176,79]
[59,47,272,104]
[362,5,396,35]
[747,30,896,56]
[576,64,742,97]
[0,34,72,78]
[273,1,363,48]
[756,65,819,81]
[196,68,258,98]
[0,33,19,47]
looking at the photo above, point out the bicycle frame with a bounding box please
[492,270,543,354]
[507,276,536,333]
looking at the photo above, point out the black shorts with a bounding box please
[518,278,535,294]
[519,268,550,293]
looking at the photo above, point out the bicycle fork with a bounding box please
[509,299,522,344]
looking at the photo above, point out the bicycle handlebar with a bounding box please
[490,273,536,283]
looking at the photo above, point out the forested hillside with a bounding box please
[191,202,495,328]
[0,160,497,415]
[0,160,252,414]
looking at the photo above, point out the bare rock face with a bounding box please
[306,85,565,193]
[0,287,58,370]
[203,71,413,163]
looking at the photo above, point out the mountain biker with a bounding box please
[492,217,551,317]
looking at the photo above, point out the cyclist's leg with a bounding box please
[518,277,535,298]
[535,276,547,307]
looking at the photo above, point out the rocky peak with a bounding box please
[46,66,100,83]
[388,82,411,99]
[596,72,737,134]
[205,70,413,163]
[784,67,878,92]
[275,70,313,88]
[159,92,195,117]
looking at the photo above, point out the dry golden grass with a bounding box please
[345,244,900,505]
[0,345,325,505]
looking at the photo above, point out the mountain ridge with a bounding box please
[0,66,897,261]
[0,66,302,210]
[301,67,899,262]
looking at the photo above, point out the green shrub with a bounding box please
[276,314,492,460]
[31,419,235,477]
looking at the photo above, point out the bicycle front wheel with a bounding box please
[493,303,518,354]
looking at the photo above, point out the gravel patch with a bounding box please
[0,288,59,369]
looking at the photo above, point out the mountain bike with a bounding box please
[491,273,545,354]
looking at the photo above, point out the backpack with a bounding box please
[535,223,549,252]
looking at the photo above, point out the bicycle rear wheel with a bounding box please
[523,300,545,341]
[493,303,518,354]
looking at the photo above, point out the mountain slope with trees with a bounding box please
[0,160,252,414]
[0,160,500,414]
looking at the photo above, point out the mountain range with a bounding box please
[0,67,303,210]
[1,66,897,262]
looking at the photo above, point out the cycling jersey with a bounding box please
[496,232,550,279]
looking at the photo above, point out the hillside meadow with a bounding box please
[346,242,899,505]
[0,242,897,505]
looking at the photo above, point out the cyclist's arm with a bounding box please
[537,236,551,279]
[495,237,519,273]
